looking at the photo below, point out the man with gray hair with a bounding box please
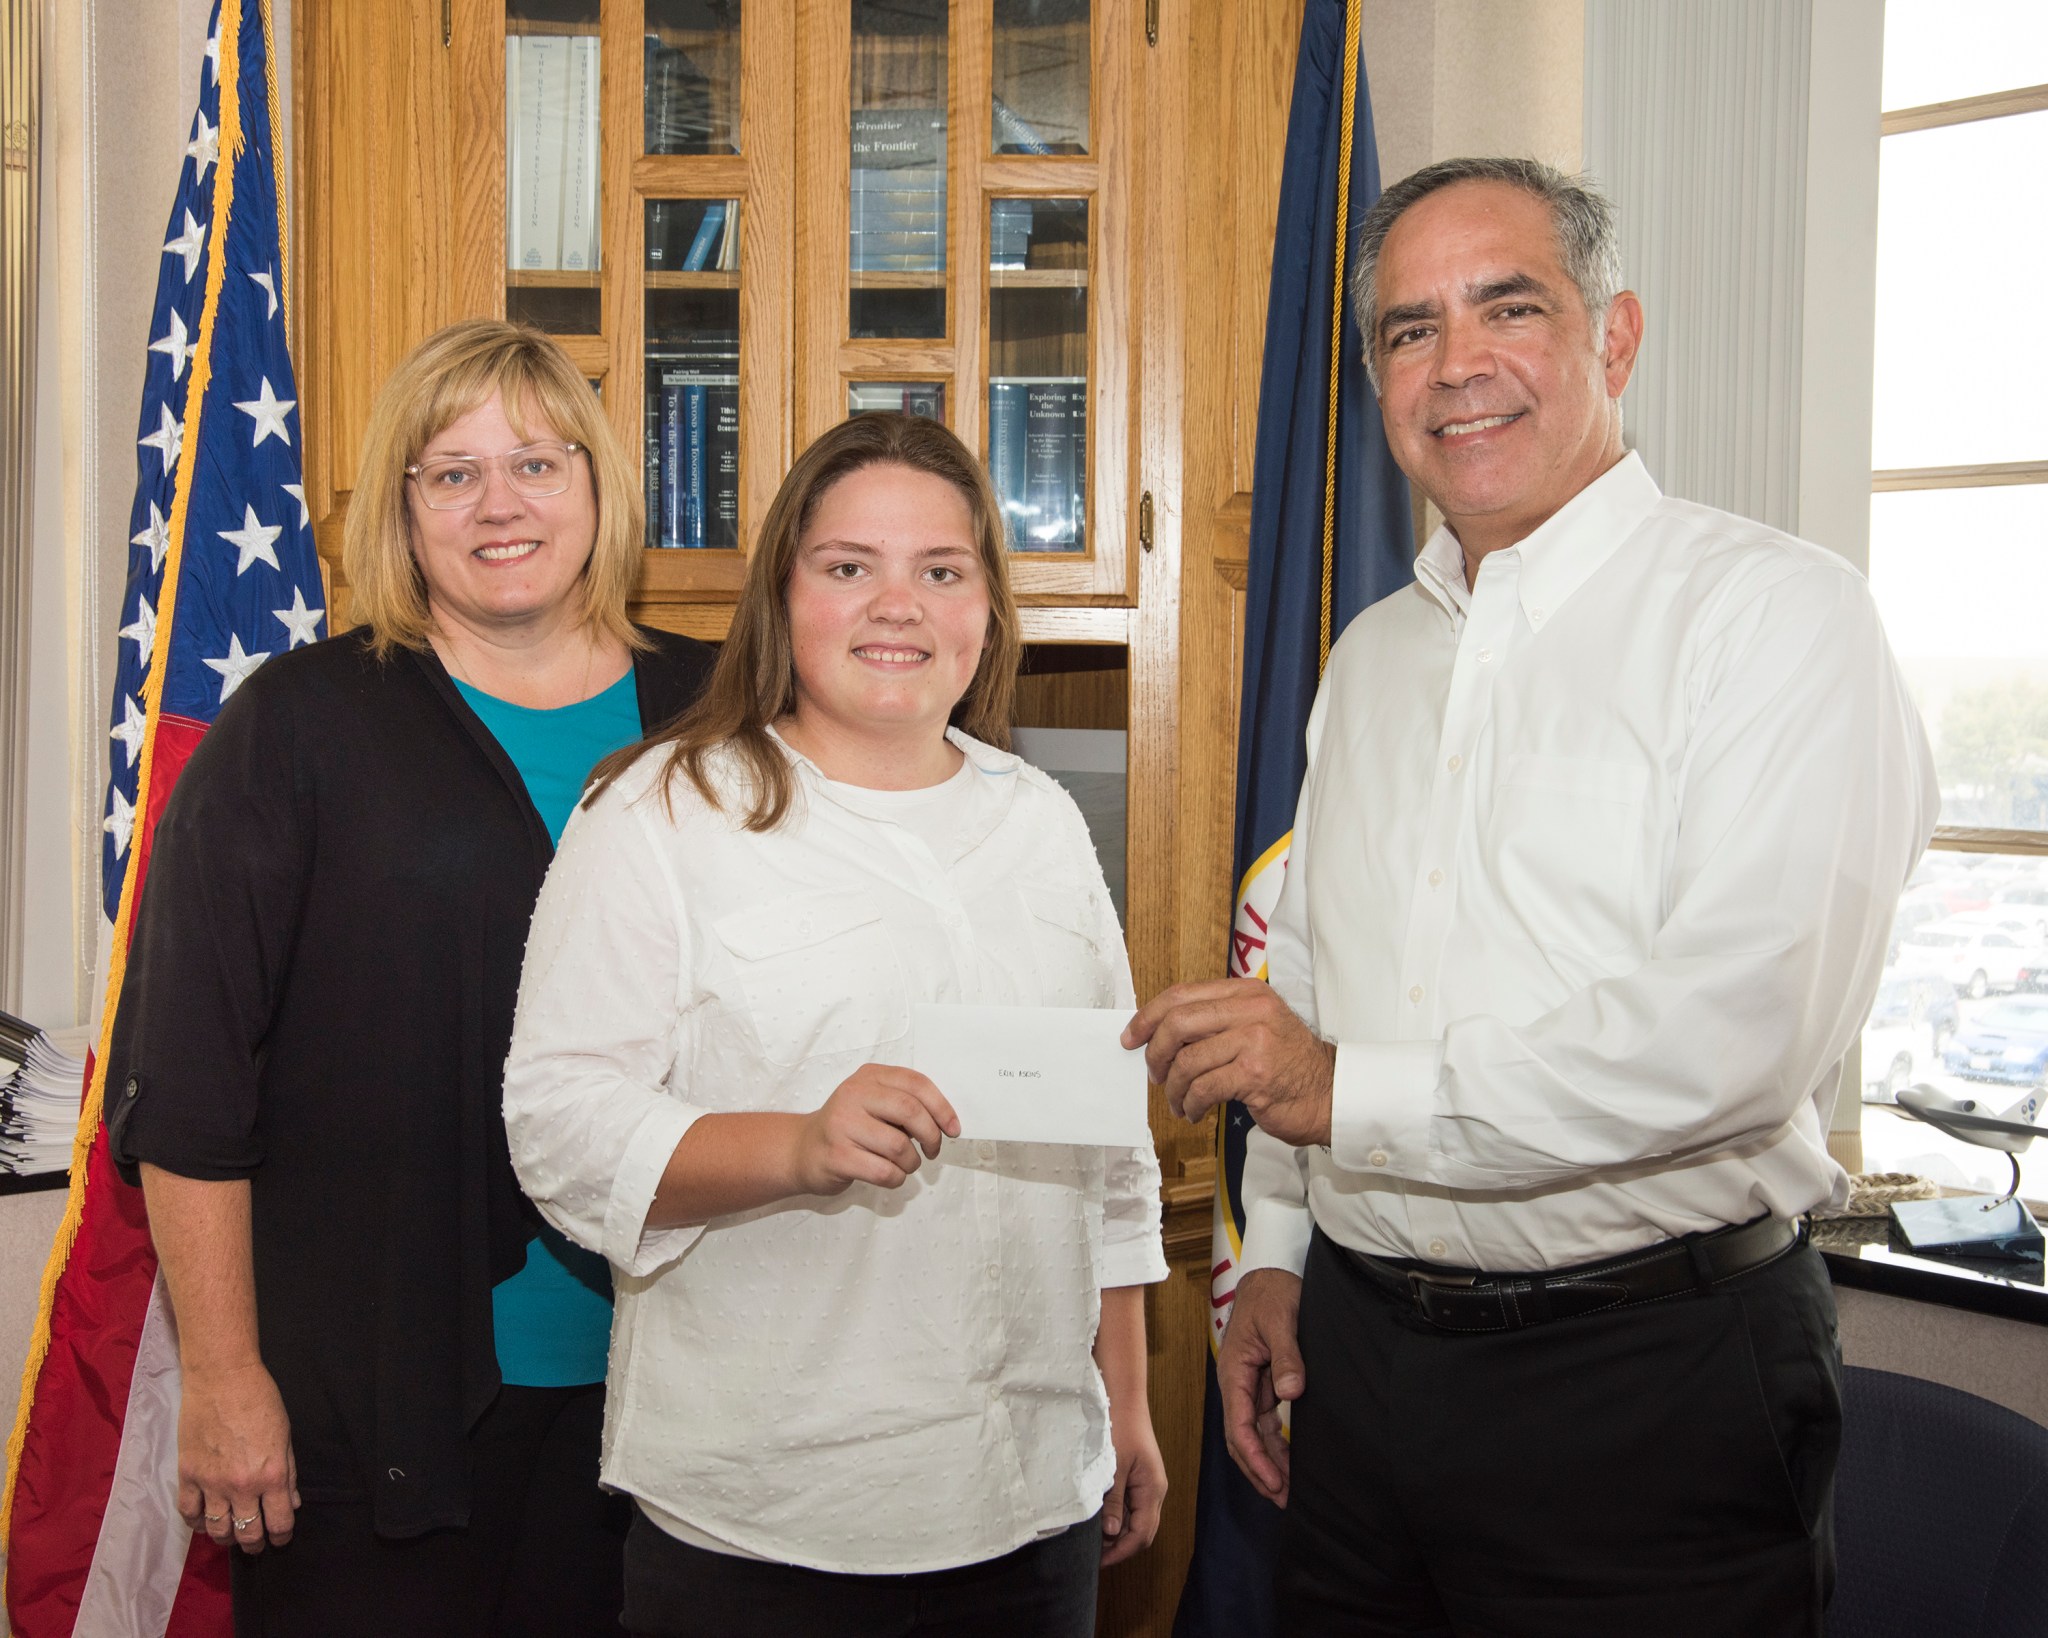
[1127,157,1936,1632]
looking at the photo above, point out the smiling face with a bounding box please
[405,390,597,639]
[1370,180,1643,560]
[783,461,991,773]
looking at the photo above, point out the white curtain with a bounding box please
[1,0,41,1009]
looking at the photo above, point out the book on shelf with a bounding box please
[716,197,740,272]
[991,94,1054,156]
[505,38,519,269]
[681,202,726,271]
[648,338,740,549]
[506,33,599,273]
[989,376,1086,552]
[850,106,945,273]
[644,35,719,155]
[559,37,601,272]
[0,1010,90,1184]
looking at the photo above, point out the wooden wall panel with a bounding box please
[1096,5,1300,1634]
[294,0,459,614]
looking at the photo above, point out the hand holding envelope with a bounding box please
[912,1004,1152,1147]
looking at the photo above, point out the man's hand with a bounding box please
[177,1360,299,1553]
[1123,979,1335,1145]
[1099,1402,1168,1566]
[1217,1268,1304,1507]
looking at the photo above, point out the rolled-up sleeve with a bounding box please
[107,672,309,1183]
[504,779,706,1277]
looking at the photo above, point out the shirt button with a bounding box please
[1427,869,1443,888]
[1530,606,1546,623]
[986,1264,1000,1280]
[1408,984,1424,1004]
[1428,1239,1448,1259]
[1446,754,1462,773]
[1368,1150,1389,1168]
[1477,648,1492,663]
[124,1076,139,1100]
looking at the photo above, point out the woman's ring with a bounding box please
[232,1513,259,1531]
[203,1511,226,1523]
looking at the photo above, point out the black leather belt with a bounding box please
[1335,1213,1804,1334]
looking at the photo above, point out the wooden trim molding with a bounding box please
[1931,826,2048,858]
[1160,1157,1216,1263]
[1872,460,2048,493]
[1882,83,2048,137]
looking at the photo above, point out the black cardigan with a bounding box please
[108,626,714,1536]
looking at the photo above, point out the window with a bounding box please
[1858,0,2048,1202]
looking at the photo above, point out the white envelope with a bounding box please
[911,1003,1152,1147]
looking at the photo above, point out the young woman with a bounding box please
[109,320,713,1636]
[503,413,1167,1638]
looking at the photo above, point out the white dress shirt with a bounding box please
[503,728,1167,1574]
[1240,454,1938,1278]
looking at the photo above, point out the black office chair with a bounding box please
[1826,1365,2048,1637]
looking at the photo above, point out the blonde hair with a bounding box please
[343,319,649,657]
[591,414,1019,831]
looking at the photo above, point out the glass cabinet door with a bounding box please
[992,0,1089,154]
[506,2,604,334]
[482,0,1128,620]
[482,0,783,612]
[797,0,1131,604]
[645,198,741,549]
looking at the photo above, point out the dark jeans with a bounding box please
[1277,1227,1842,1637]
[621,1505,1102,1638]
[230,1382,628,1638]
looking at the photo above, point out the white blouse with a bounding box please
[503,728,1167,1574]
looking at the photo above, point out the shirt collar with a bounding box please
[768,724,1020,852]
[1411,452,1663,627]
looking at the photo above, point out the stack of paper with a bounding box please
[0,1012,90,1179]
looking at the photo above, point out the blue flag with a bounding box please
[1171,0,1411,1630]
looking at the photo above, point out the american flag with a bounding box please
[4,1,321,1631]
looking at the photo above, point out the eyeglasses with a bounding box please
[405,441,584,510]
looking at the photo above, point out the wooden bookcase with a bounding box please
[291,3,1311,1631]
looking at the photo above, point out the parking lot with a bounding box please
[1859,852,2048,1203]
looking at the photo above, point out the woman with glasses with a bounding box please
[107,320,713,1637]
[503,414,1168,1638]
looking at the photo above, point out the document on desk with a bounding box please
[911,1004,1151,1147]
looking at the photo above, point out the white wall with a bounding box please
[1363,0,1585,191]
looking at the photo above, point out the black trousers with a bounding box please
[1276,1227,1841,1638]
[620,1504,1102,1638]
[230,1382,629,1638]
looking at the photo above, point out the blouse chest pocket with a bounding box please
[713,892,910,1069]
[1485,754,1649,957]
[1021,884,1113,1008]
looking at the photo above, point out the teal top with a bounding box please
[457,669,643,1387]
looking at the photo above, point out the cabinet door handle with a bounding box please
[442,0,451,47]
[1139,490,1155,552]
[1145,0,1158,47]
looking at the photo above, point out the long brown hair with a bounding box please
[592,414,1019,831]
[344,319,650,658]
